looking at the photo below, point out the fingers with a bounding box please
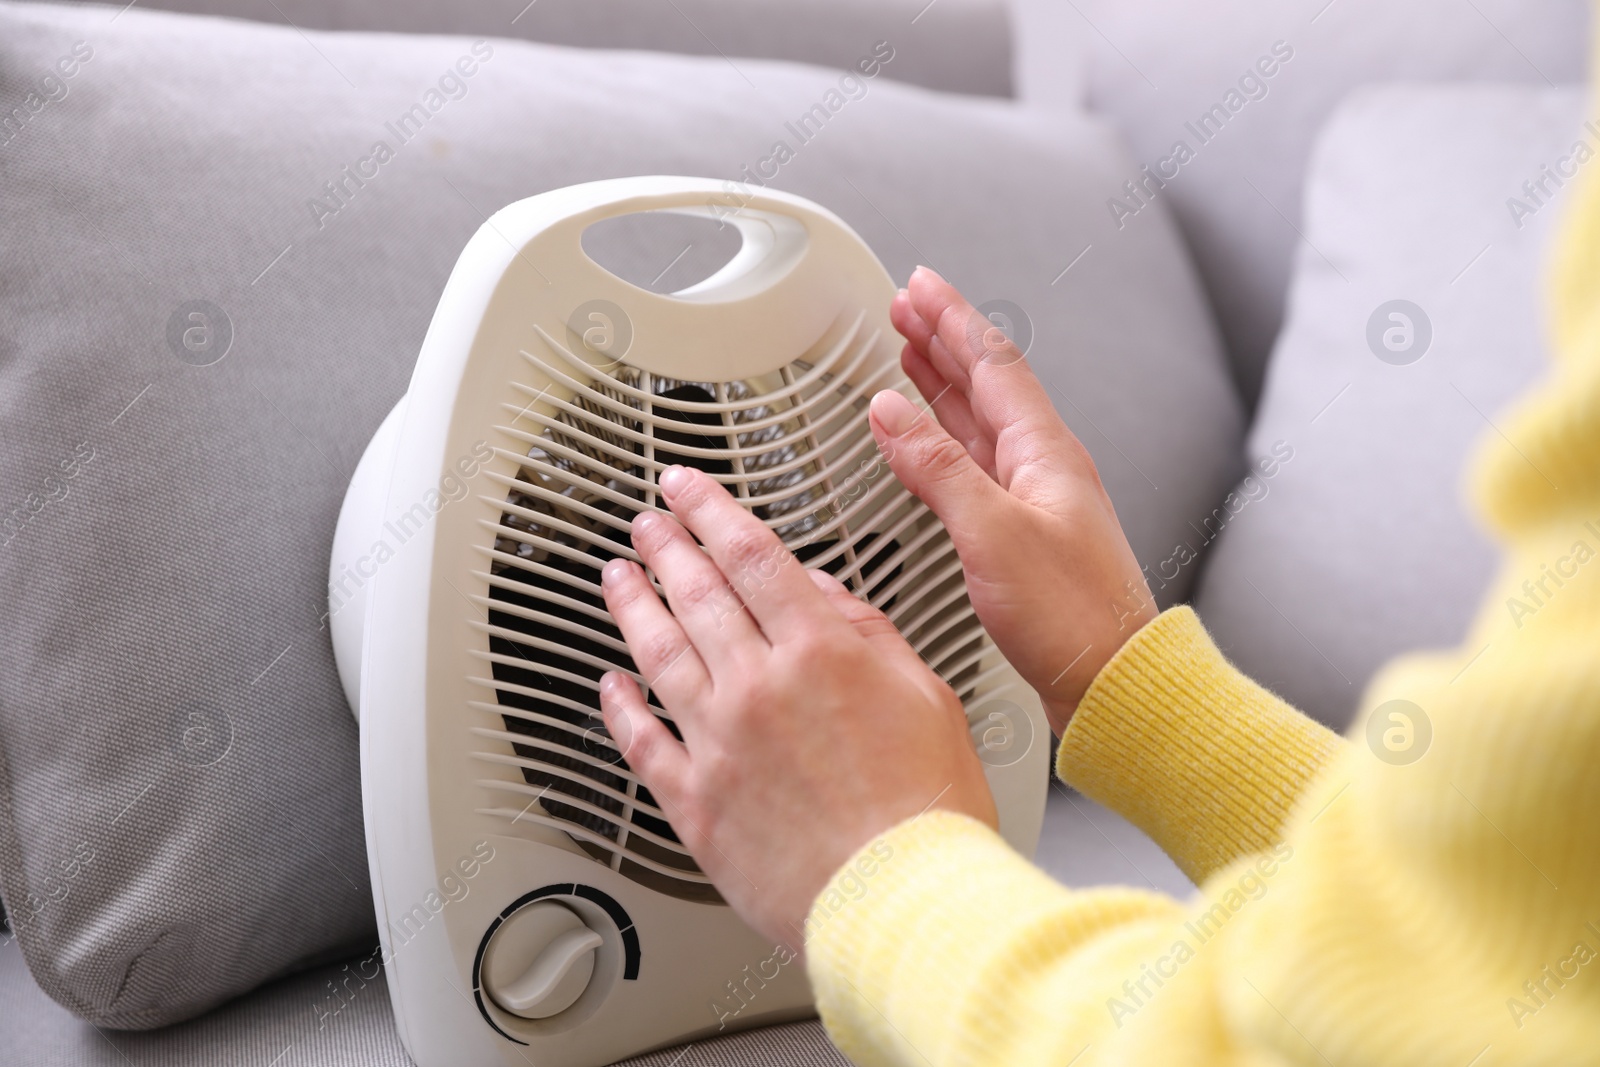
[599,558,712,711]
[869,388,1010,546]
[656,465,839,642]
[599,671,689,803]
[901,267,1070,456]
[901,343,997,479]
[889,287,938,363]
[627,510,765,664]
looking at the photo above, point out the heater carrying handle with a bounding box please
[560,179,829,299]
[602,200,812,304]
[483,176,896,382]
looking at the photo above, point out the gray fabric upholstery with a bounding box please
[1193,85,1579,729]
[1014,0,1589,402]
[0,0,1240,1033]
[60,0,1017,97]
[0,936,848,1066]
[0,789,1171,1064]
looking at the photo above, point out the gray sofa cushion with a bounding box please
[1192,84,1580,730]
[0,0,1241,1032]
[0,940,848,1066]
[1015,0,1589,401]
[54,0,1017,97]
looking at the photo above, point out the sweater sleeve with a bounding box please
[1055,607,1346,884]
[801,810,1185,1067]
[805,607,1600,1067]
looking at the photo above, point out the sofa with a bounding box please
[0,0,1588,1062]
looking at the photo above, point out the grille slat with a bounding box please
[467,703,615,748]
[473,571,613,626]
[468,677,651,720]
[471,757,660,816]
[491,405,894,510]
[473,736,636,787]
[474,621,635,679]
[471,598,633,657]
[473,783,688,856]
[505,336,894,459]
[475,808,712,884]
[526,311,871,414]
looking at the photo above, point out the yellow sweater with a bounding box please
[805,97,1600,1067]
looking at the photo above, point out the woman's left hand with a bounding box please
[598,463,997,951]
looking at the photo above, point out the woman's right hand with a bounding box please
[874,266,1156,735]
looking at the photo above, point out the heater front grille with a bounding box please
[468,312,1006,901]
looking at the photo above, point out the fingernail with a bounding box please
[912,264,945,283]
[602,558,631,586]
[631,511,661,541]
[870,389,919,437]
[659,464,689,496]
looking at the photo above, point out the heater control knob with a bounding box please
[482,902,604,1020]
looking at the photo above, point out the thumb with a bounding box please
[869,388,1009,540]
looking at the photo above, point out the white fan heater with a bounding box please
[329,176,1048,1067]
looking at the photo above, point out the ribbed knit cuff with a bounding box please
[1057,606,1346,885]
[804,810,1179,1067]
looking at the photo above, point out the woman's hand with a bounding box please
[879,267,1156,734]
[598,464,997,950]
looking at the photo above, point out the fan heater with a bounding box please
[329,177,1048,1067]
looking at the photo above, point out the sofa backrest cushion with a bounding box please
[0,0,1240,1026]
[1052,0,1589,402]
[1192,84,1582,729]
[44,0,1017,97]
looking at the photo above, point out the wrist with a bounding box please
[1036,601,1160,738]
[1040,694,1078,738]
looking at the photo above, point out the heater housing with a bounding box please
[330,177,1049,1067]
